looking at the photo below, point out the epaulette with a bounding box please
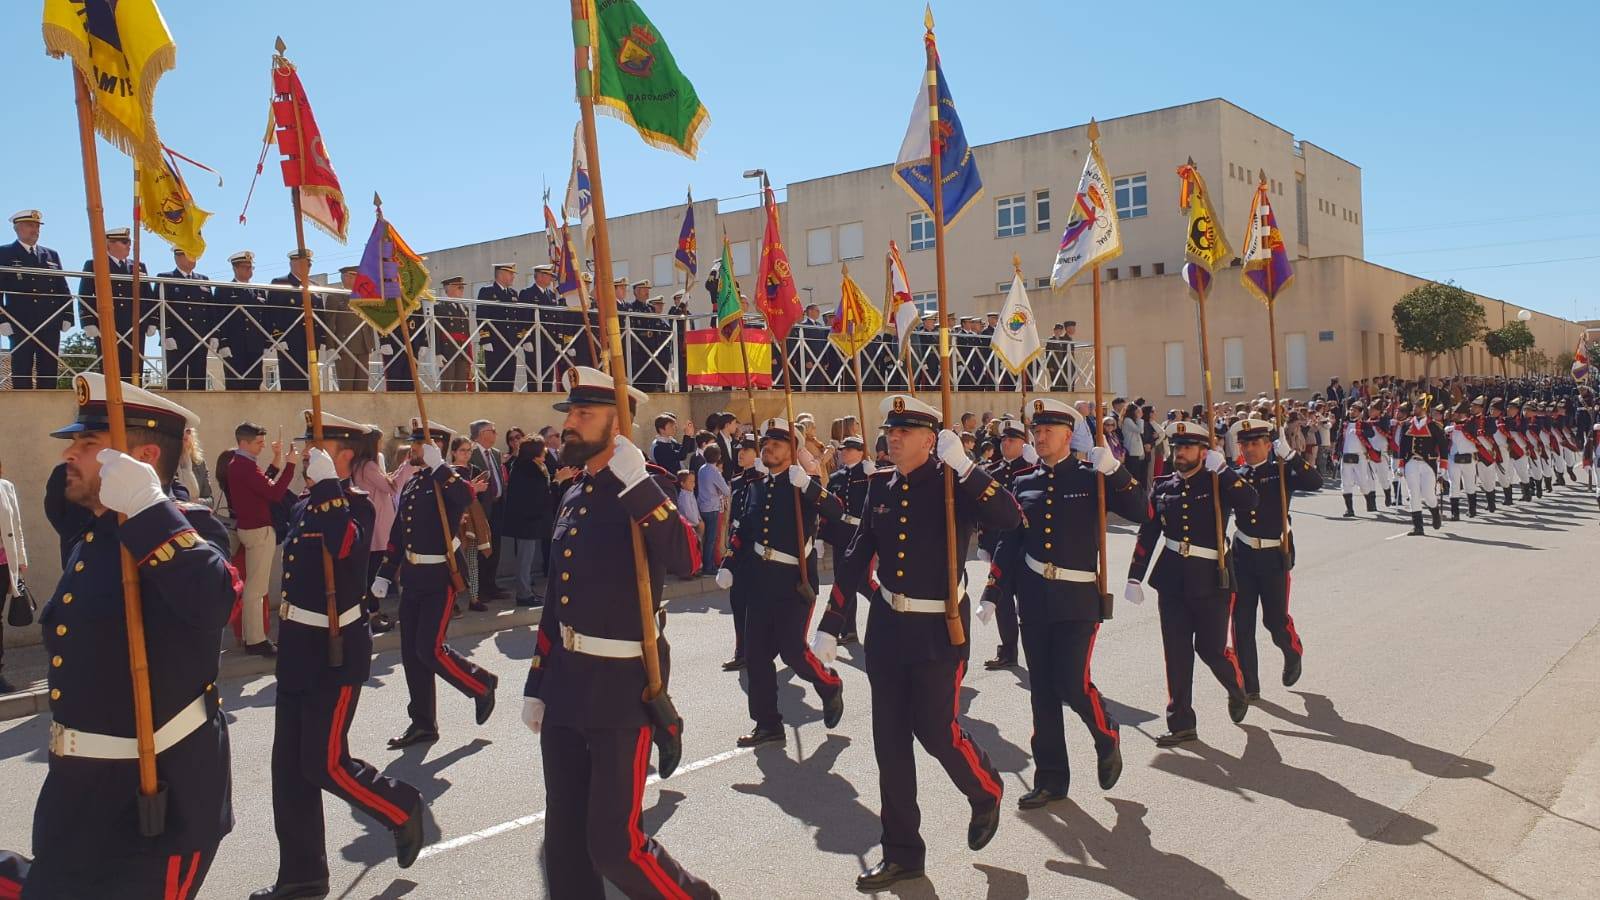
[869,467,896,478]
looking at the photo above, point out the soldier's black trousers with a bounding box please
[745,593,841,731]
[828,543,878,637]
[24,843,216,899]
[398,578,497,729]
[541,723,720,899]
[1019,619,1119,793]
[1230,547,1304,696]
[8,327,59,390]
[727,582,748,660]
[866,653,1003,870]
[992,585,1019,660]
[271,684,421,885]
[1157,589,1246,733]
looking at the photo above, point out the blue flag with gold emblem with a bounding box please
[674,187,696,278]
[892,31,982,229]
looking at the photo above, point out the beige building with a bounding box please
[411,98,1579,405]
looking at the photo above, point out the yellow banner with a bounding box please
[137,156,208,259]
[828,268,883,358]
[44,0,175,163]
[1178,162,1231,273]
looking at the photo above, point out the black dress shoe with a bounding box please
[736,728,785,749]
[983,655,1018,671]
[249,880,330,899]
[243,640,278,658]
[368,613,395,635]
[838,632,859,646]
[855,861,924,893]
[823,685,844,729]
[468,600,489,612]
[0,675,16,695]
[1228,694,1249,724]
[967,801,1000,850]
[1017,786,1067,810]
[1097,740,1123,790]
[1282,654,1303,688]
[1156,728,1198,748]
[1246,691,1262,702]
[394,797,426,868]
[475,688,497,725]
[388,724,440,749]
[720,657,746,672]
[515,596,543,608]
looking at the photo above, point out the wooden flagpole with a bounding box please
[843,263,869,442]
[1092,264,1111,611]
[1012,254,1029,421]
[71,69,164,836]
[1193,278,1231,589]
[925,11,964,646]
[760,176,814,601]
[1258,172,1292,564]
[131,158,143,386]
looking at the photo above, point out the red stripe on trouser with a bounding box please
[328,685,408,826]
[0,876,18,900]
[1222,594,1245,691]
[1283,573,1303,655]
[1083,625,1118,743]
[435,587,487,695]
[163,851,200,900]
[627,726,691,900]
[797,597,841,688]
[948,662,1003,801]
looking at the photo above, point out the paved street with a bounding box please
[1,483,1597,899]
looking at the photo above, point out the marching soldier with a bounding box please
[0,209,73,389]
[1444,403,1484,520]
[717,417,845,748]
[1362,403,1399,509]
[1336,400,1380,516]
[1399,401,1448,535]
[434,276,475,392]
[371,421,499,748]
[521,367,717,899]
[720,435,761,671]
[820,435,874,645]
[267,249,323,392]
[78,227,154,383]
[216,250,268,390]
[981,400,1142,808]
[29,374,235,896]
[477,263,524,392]
[155,248,215,391]
[813,394,1020,892]
[1125,419,1257,748]
[1505,398,1535,500]
[976,417,1036,670]
[1470,396,1501,513]
[251,412,425,900]
[1227,416,1321,699]
[1489,398,1517,506]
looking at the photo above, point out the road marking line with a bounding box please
[417,746,753,859]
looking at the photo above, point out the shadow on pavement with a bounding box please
[641,788,686,834]
[958,686,1029,781]
[1258,691,1495,779]
[972,862,1029,899]
[730,734,878,862]
[1026,797,1246,899]
[0,716,49,764]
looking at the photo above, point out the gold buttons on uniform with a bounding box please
[56,625,67,636]
[569,528,578,537]
[51,656,62,667]
[578,507,587,516]
[1044,527,1052,534]
[50,689,61,701]
[896,569,905,577]
[899,516,908,524]
[563,549,573,558]
[897,551,905,559]
[560,596,570,605]
[84,532,94,543]
[584,485,593,493]
[61,593,73,605]
[73,562,84,572]
[286,555,295,563]
[1044,543,1052,549]
[898,533,907,541]
[561,572,570,581]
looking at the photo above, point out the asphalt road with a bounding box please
[1,479,1597,899]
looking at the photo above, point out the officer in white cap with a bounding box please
[78,227,154,382]
[0,209,73,388]
[216,251,268,390]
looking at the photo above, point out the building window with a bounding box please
[1295,176,1309,246]
[1129,265,1142,278]
[1105,267,1118,280]
[1114,174,1148,219]
[996,281,1011,294]
[1108,345,1128,396]
[1152,262,1166,276]
[911,291,938,315]
[1035,190,1051,232]
[1286,332,1308,389]
[996,195,1027,237]
[1223,337,1245,393]
[838,222,864,261]
[729,241,751,278]
[1164,341,1185,397]
[1229,163,1236,178]
[652,253,673,292]
[1034,276,1050,290]
[806,227,833,267]
[909,212,934,251]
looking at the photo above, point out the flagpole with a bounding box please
[131,158,143,386]
[1092,264,1111,611]
[70,68,164,837]
[572,0,671,714]
[1258,175,1292,565]
[843,263,869,436]
[1193,279,1231,589]
[1012,254,1029,422]
[925,12,964,647]
[760,175,814,602]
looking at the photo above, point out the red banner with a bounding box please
[272,56,349,242]
[756,186,801,342]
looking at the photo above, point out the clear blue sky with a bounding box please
[6,0,1598,322]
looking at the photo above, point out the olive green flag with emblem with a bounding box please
[585,0,710,159]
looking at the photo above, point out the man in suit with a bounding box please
[477,263,523,392]
[328,265,376,390]
[268,249,322,391]
[79,227,155,383]
[0,209,74,389]
[216,251,268,390]
[156,248,214,390]
[434,276,474,392]
[468,419,510,605]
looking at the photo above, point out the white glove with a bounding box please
[84,325,101,339]
[715,568,733,590]
[861,458,876,475]
[219,346,234,359]
[1204,448,1227,472]
[162,337,177,351]
[521,698,546,735]
[937,429,974,477]
[1124,580,1146,606]
[0,323,12,337]
[1274,437,1296,459]
[607,435,649,490]
[787,464,811,490]
[977,600,996,625]
[810,631,838,665]
[380,344,394,356]
[421,442,445,471]
[94,448,167,517]
[305,447,337,484]
[1089,445,1121,476]
[1021,444,1039,465]
[369,576,390,599]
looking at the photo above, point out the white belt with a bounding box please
[279,601,363,629]
[753,541,813,566]
[49,693,210,760]
[878,585,946,614]
[1233,533,1283,550]
[840,514,862,526]
[1023,554,1097,583]
[560,624,643,659]
[406,537,462,565]
[1163,537,1220,560]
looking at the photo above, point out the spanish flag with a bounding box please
[686,327,772,389]
[43,0,175,163]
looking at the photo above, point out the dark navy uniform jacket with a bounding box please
[154,268,215,347]
[986,459,1145,624]
[1398,418,1448,466]
[1129,467,1258,599]
[977,455,1037,556]
[524,467,698,729]
[79,257,154,337]
[476,283,527,353]
[0,241,72,329]
[724,467,762,557]
[727,468,843,596]
[267,274,321,352]
[276,478,375,692]
[376,464,473,587]
[820,459,1020,661]
[820,461,871,549]
[215,281,267,361]
[1231,452,1322,574]
[35,498,237,856]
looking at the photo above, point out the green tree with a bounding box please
[54,329,101,388]
[1516,347,1551,375]
[1391,281,1486,378]
[1555,350,1576,375]
[1483,320,1535,377]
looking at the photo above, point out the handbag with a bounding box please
[7,579,36,628]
